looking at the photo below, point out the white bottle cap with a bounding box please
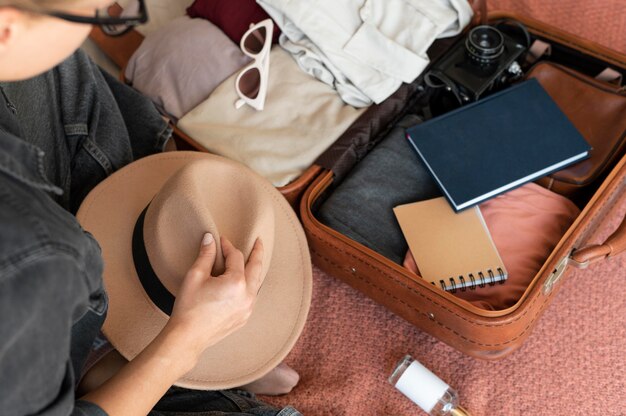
[394,360,450,412]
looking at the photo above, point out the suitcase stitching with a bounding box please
[312,248,551,347]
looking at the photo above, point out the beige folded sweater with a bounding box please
[178,48,366,186]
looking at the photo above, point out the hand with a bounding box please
[164,233,265,367]
[79,236,264,415]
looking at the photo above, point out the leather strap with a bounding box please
[595,67,623,85]
[571,213,626,265]
[471,0,488,26]
[526,39,552,65]
[424,69,466,103]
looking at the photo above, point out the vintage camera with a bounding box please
[425,25,527,103]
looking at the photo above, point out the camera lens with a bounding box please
[465,25,504,65]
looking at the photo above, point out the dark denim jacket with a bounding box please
[0,50,170,416]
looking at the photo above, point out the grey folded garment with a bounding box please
[317,114,441,264]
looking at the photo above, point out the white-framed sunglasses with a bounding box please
[235,19,274,111]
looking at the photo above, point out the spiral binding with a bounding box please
[439,267,506,293]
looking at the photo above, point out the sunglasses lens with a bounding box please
[238,67,261,99]
[243,26,267,55]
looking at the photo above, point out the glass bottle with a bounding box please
[389,355,471,416]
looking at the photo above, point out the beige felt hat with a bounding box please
[76,151,312,390]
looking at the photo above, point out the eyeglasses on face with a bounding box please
[40,0,148,37]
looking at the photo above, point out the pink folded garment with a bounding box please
[187,0,281,45]
[403,183,580,310]
[125,16,251,121]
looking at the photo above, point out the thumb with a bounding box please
[190,232,217,277]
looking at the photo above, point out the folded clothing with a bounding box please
[258,0,473,107]
[316,111,579,310]
[316,115,442,264]
[187,0,281,44]
[125,16,250,121]
[404,183,580,310]
[177,47,366,187]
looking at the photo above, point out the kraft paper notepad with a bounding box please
[394,197,507,292]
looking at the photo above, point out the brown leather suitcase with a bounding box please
[90,2,626,359]
[299,11,626,359]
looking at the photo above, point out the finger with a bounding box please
[244,238,264,292]
[221,236,245,275]
[188,232,217,279]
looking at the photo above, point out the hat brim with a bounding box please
[76,152,312,390]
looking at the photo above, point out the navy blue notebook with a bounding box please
[406,79,590,211]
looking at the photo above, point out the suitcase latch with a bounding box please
[543,251,588,295]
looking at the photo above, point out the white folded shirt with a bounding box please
[258,0,473,107]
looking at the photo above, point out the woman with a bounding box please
[0,0,300,414]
